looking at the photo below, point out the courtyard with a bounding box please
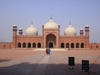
[0,49,100,75]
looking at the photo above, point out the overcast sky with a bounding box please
[0,0,100,43]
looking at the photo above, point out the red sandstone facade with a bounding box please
[0,22,100,49]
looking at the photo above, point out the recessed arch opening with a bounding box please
[46,33,56,48]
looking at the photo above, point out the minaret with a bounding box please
[80,28,84,36]
[12,24,17,48]
[85,25,89,36]
[85,25,90,48]
[19,28,23,35]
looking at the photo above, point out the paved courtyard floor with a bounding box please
[0,49,100,75]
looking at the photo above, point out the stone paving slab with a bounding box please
[0,50,100,75]
[30,55,50,75]
[0,52,46,75]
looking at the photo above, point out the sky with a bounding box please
[0,0,100,43]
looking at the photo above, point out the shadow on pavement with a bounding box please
[0,59,11,62]
[0,62,100,75]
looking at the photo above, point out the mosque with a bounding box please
[0,17,100,49]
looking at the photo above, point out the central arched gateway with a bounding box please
[46,34,56,48]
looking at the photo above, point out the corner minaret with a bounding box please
[85,25,89,36]
[85,25,90,48]
[80,28,84,36]
[19,28,23,35]
[12,24,17,48]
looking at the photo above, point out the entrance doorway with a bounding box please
[46,33,56,48]
[48,42,53,48]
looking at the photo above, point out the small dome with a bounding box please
[13,24,17,28]
[85,25,89,27]
[26,25,38,35]
[80,28,83,30]
[13,24,17,26]
[64,25,77,36]
[19,28,22,30]
[44,19,58,29]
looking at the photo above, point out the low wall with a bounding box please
[0,43,12,49]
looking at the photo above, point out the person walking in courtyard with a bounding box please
[48,48,51,54]
[46,48,48,54]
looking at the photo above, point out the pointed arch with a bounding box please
[4,45,6,48]
[23,43,26,48]
[48,42,54,48]
[18,42,21,48]
[61,43,64,48]
[46,33,56,48]
[71,43,74,48]
[76,43,79,48]
[38,43,41,48]
[33,43,36,48]
[66,43,69,48]
[28,43,31,48]
[10,45,11,48]
[81,43,84,48]
[96,45,98,48]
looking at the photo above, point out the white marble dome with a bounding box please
[26,25,38,35]
[44,19,58,29]
[64,25,77,36]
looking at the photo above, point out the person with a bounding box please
[46,48,48,54]
[48,48,51,54]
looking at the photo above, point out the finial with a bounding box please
[50,15,52,20]
[69,21,71,25]
[31,21,33,25]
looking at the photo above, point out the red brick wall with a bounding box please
[59,36,88,48]
[90,43,100,49]
[0,43,12,49]
[16,35,43,48]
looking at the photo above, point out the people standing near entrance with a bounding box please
[46,48,48,54]
[48,48,51,54]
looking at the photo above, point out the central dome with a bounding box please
[26,25,38,35]
[64,25,77,36]
[44,18,58,29]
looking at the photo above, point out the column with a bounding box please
[69,43,71,48]
[79,43,81,48]
[74,43,76,48]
